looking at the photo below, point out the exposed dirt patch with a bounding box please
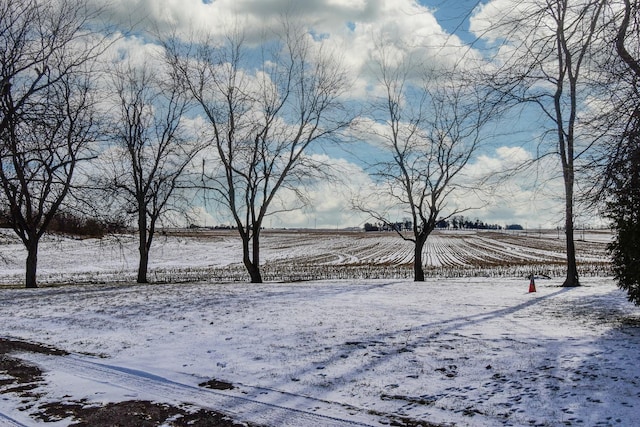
[34,399,252,426]
[368,405,441,427]
[0,338,259,426]
[0,337,62,402]
[199,378,235,390]
[0,338,69,357]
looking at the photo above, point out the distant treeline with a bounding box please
[0,211,127,238]
[364,216,523,232]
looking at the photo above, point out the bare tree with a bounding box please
[608,0,640,190]
[356,51,497,281]
[597,0,640,304]
[477,0,607,287]
[165,23,353,283]
[0,0,106,288]
[100,61,201,283]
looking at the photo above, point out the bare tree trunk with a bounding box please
[137,209,149,284]
[615,0,640,78]
[25,239,38,289]
[250,229,263,283]
[247,263,262,284]
[357,41,494,277]
[242,253,263,283]
[240,231,263,283]
[559,109,580,287]
[137,246,149,284]
[414,235,426,282]
[0,0,107,289]
[477,0,605,289]
[105,61,197,286]
[563,175,580,287]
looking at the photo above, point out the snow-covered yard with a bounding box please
[1,277,639,426]
[0,229,638,426]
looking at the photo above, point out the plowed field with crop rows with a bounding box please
[0,229,612,285]
[256,229,611,281]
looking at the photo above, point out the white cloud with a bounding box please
[469,0,534,44]
[452,146,565,228]
[92,0,479,98]
[190,145,569,230]
[101,33,164,66]
[466,146,533,178]
[267,154,377,229]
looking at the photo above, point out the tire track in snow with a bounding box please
[19,353,379,427]
[0,412,28,427]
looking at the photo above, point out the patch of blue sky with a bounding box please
[418,0,483,42]
[418,0,494,55]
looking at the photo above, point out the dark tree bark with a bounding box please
[25,238,38,289]
[137,209,149,284]
[414,233,428,282]
[615,0,640,77]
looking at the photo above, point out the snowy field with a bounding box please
[1,229,639,426]
[0,228,612,285]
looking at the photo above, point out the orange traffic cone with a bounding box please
[529,275,536,293]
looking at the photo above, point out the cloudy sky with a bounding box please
[93,0,590,230]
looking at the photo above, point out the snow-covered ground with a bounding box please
[0,228,612,285]
[1,229,638,426]
[1,277,639,426]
